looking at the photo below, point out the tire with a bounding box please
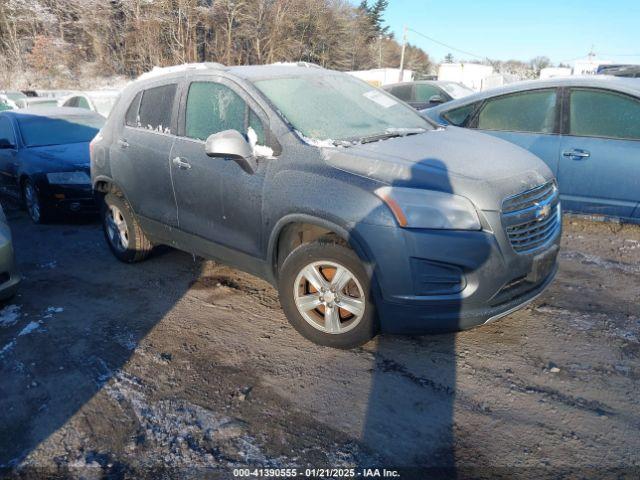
[278,239,378,348]
[102,192,153,263]
[22,179,49,224]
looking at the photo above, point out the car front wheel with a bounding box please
[278,239,378,348]
[22,179,48,224]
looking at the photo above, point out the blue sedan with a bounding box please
[0,108,104,223]
[424,76,640,223]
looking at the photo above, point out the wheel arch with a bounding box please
[267,214,374,281]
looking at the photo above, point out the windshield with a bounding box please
[91,96,118,117]
[440,82,474,99]
[254,74,432,142]
[17,114,104,147]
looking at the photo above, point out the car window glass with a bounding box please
[443,103,478,127]
[570,89,640,140]
[65,97,78,108]
[185,82,246,141]
[477,89,557,133]
[138,84,177,134]
[389,84,412,102]
[125,91,143,127]
[0,117,15,145]
[414,84,443,102]
[77,97,91,109]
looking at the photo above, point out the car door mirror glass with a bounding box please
[204,129,257,173]
[428,95,445,105]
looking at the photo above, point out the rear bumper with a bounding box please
[354,216,561,334]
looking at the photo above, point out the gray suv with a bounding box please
[90,63,560,348]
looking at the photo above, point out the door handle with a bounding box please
[562,149,590,160]
[172,157,192,170]
[117,139,129,148]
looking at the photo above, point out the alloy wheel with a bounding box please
[293,261,366,334]
[105,205,129,252]
[24,182,41,223]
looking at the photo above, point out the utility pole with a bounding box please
[399,25,407,82]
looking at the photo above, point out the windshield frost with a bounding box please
[18,114,104,147]
[254,74,432,142]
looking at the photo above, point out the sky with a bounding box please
[382,0,640,65]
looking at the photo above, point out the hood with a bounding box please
[24,142,91,173]
[322,126,553,211]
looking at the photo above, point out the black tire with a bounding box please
[102,192,153,263]
[22,179,50,224]
[278,239,378,348]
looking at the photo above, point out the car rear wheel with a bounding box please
[102,192,152,263]
[22,180,48,224]
[278,239,378,348]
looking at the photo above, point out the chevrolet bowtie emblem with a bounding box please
[536,204,551,221]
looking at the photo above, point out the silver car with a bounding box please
[0,204,20,300]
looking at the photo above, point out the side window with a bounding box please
[0,117,15,146]
[125,91,143,127]
[389,84,413,102]
[415,84,443,102]
[570,89,640,140]
[477,89,557,134]
[443,102,479,127]
[77,97,91,109]
[138,84,177,134]
[65,97,78,108]
[185,82,265,144]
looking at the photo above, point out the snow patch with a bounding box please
[0,305,21,327]
[247,127,275,158]
[18,321,41,336]
[0,340,16,357]
[295,130,337,148]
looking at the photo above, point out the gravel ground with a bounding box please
[0,198,639,479]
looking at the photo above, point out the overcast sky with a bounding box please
[383,0,640,64]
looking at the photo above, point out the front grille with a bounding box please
[502,182,560,254]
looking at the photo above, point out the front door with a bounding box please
[171,79,269,258]
[557,88,640,219]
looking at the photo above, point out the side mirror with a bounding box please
[428,95,445,105]
[0,138,15,149]
[205,129,257,174]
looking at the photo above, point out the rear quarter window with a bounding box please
[137,84,177,134]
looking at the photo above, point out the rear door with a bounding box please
[558,88,640,219]
[111,83,179,227]
[466,88,562,177]
[171,78,269,258]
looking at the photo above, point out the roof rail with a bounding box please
[271,62,324,69]
[137,62,225,81]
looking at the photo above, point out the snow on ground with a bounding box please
[0,305,21,327]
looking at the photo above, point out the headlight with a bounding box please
[375,186,481,230]
[46,172,91,185]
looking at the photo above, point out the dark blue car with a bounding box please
[424,76,640,223]
[0,107,104,223]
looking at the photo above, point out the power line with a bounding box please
[406,27,487,61]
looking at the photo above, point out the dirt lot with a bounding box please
[0,198,639,479]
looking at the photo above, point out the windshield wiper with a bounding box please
[358,128,426,145]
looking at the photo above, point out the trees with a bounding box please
[0,0,431,87]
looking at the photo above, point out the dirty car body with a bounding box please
[91,64,560,346]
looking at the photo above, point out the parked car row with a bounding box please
[1,89,120,118]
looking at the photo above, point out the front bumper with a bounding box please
[0,226,20,301]
[41,183,98,214]
[354,215,561,334]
